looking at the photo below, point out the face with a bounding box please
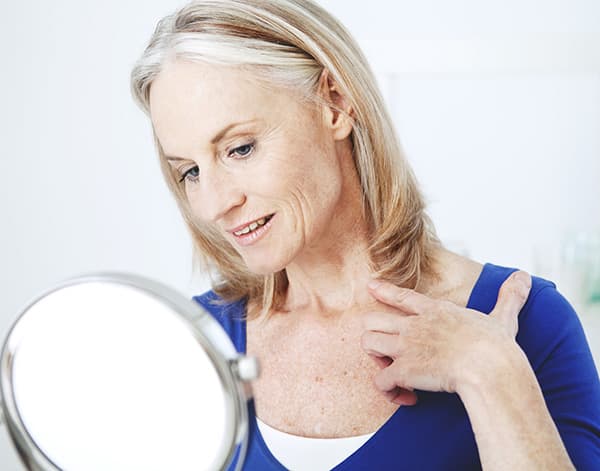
[149,60,354,275]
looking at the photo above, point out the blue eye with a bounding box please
[178,165,199,183]
[228,142,255,159]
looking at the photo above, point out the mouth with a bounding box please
[229,213,275,246]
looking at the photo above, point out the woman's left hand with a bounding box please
[361,270,532,404]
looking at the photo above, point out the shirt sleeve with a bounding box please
[516,285,600,469]
[193,290,248,353]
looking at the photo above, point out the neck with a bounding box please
[282,154,374,315]
[283,234,373,314]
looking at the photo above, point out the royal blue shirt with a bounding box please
[194,263,600,470]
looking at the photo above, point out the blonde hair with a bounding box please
[131,0,439,316]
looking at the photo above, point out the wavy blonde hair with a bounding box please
[131,0,439,316]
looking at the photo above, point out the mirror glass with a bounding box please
[1,277,246,471]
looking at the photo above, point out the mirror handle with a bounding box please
[233,356,259,382]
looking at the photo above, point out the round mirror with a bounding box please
[0,274,257,471]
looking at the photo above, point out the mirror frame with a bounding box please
[0,273,251,471]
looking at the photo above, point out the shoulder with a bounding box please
[467,263,599,374]
[469,264,584,359]
[467,263,554,314]
[515,276,590,370]
[193,290,246,318]
[192,290,247,353]
[472,262,599,390]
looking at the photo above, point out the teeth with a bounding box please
[233,215,271,236]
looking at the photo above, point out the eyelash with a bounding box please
[178,166,199,184]
[177,141,256,184]
[227,141,255,159]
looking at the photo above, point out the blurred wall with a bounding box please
[1,1,599,468]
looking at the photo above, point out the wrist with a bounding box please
[455,338,531,399]
[453,340,575,471]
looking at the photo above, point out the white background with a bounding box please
[1,0,599,468]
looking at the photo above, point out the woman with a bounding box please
[131,0,600,469]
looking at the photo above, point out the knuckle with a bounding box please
[402,316,417,335]
[360,331,371,349]
[505,271,532,299]
[373,371,385,390]
[361,312,375,329]
[374,369,397,392]
[438,299,456,313]
[388,337,403,356]
[395,289,412,304]
[503,281,528,304]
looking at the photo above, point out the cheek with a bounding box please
[278,165,343,236]
[183,185,207,220]
[263,155,340,204]
[250,124,343,216]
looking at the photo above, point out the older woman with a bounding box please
[131,1,600,469]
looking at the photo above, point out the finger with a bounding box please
[374,363,406,393]
[490,270,531,329]
[369,354,393,369]
[387,387,418,406]
[362,310,408,334]
[361,331,400,358]
[367,280,433,315]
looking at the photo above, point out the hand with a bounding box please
[361,270,532,405]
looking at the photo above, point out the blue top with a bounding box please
[194,263,600,470]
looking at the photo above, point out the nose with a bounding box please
[189,169,246,223]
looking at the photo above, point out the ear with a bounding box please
[317,69,354,141]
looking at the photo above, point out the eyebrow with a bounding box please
[164,120,260,162]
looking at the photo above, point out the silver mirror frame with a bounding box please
[0,273,256,471]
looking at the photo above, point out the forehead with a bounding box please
[149,60,294,153]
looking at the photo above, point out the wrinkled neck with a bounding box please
[283,237,373,315]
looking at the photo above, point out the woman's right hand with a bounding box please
[361,270,532,404]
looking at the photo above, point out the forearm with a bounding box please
[458,343,574,470]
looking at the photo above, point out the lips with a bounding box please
[228,213,274,236]
[228,213,275,247]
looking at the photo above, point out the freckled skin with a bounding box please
[149,61,578,468]
[149,60,399,437]
[149,59,484,438]
[151,60,551,448]
[149,60,353,276]
[247,307,401,437]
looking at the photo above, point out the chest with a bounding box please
[246,316,398,438]
[241,390,481,471]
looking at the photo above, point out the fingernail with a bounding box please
[368,280,381,289]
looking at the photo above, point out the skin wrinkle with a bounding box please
[151,57,424,436]
[138,8,580,466]
[151,60,385,313]
[282,142,371,311]
[149,59,570,452]
[151,60,356,279]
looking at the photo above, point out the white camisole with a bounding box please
[256,417,374,470]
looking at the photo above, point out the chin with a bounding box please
[241,252,291,277]
[244,261,285,277]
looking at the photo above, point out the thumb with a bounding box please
[489,270,532,337]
